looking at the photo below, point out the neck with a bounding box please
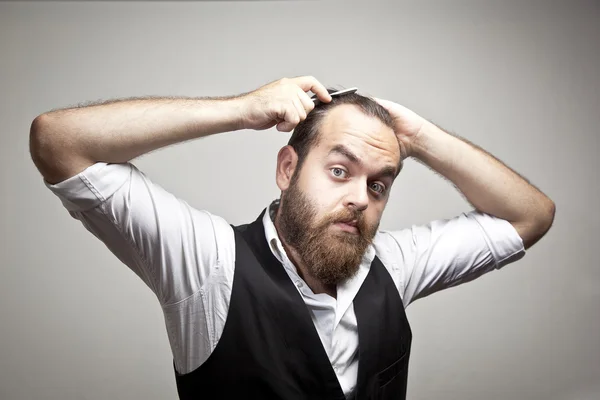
[274,213,336,298]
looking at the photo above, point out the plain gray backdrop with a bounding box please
[1,1,598,399]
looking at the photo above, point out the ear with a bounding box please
[276,145,298,191]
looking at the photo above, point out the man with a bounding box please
[30,76,555,399]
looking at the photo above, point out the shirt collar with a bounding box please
[263,199,286,265]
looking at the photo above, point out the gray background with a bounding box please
[1,1,598,399]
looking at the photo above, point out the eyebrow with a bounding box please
[328,144,399,180]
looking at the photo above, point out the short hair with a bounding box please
[287,88,401,177]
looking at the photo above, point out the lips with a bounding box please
[335,219,359,233]
[336,217,358,226]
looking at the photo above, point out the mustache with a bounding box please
[326,209,366,228]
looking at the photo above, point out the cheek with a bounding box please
[301,170,340,205]
[294,176,329,218]
[305,168,330,190]
[366,204,385,224]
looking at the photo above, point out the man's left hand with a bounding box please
[373,98,428,159]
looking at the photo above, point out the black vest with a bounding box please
[174,210,412,399]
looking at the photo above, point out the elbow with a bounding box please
[511,195,555,250]
[29,114,73,184]
[532,197,556,239]
[29,114,55,172]
[520,198,556,249]
[29,114,95,184]
[539,198,556,231]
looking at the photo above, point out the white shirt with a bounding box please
[45,162,526,397]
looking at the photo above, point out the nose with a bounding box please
[344,180,369,212]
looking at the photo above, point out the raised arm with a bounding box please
[30,76,332,307]
[30,76,332,184]
[375,98,555,250]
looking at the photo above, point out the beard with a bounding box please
[277,176,380,286]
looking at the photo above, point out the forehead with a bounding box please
[316,104,400,166]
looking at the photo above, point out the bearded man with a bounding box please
[30,76,555,399]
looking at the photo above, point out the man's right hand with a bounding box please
[30,75,332,184]
[237,76,332,132]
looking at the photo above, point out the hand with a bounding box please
[373,98,428,159]
[238,76,332,132]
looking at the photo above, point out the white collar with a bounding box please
[262,199,377,326]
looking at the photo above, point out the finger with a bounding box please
[292,96,307,122]
[276,121,292,132]
[292,76,332,103]
[297,88,315,114]
[277,106,300,132]
[277,119,297,132]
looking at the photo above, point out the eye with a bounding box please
[330,167,347,178]
[370,182,386,194]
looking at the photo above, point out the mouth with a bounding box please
[335,220,359,233]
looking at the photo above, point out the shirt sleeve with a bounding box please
[44,162,233,306]
[376,210,526,308]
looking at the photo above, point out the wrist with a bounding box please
[222,96,248,131]
[410,121,446,160]
[186,96,247,136]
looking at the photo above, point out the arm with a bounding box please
[30,96,244,184]
[411,121,555,249]
[30,76,332,184]
[374,99,555,250]
[32,76,331,305]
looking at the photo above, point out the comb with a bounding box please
[313,87,358,103]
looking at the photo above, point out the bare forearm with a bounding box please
[30,96,243,183]
[412,121,555,227]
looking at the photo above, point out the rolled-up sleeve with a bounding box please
[377,210,526,307]
[45,162,231,306]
